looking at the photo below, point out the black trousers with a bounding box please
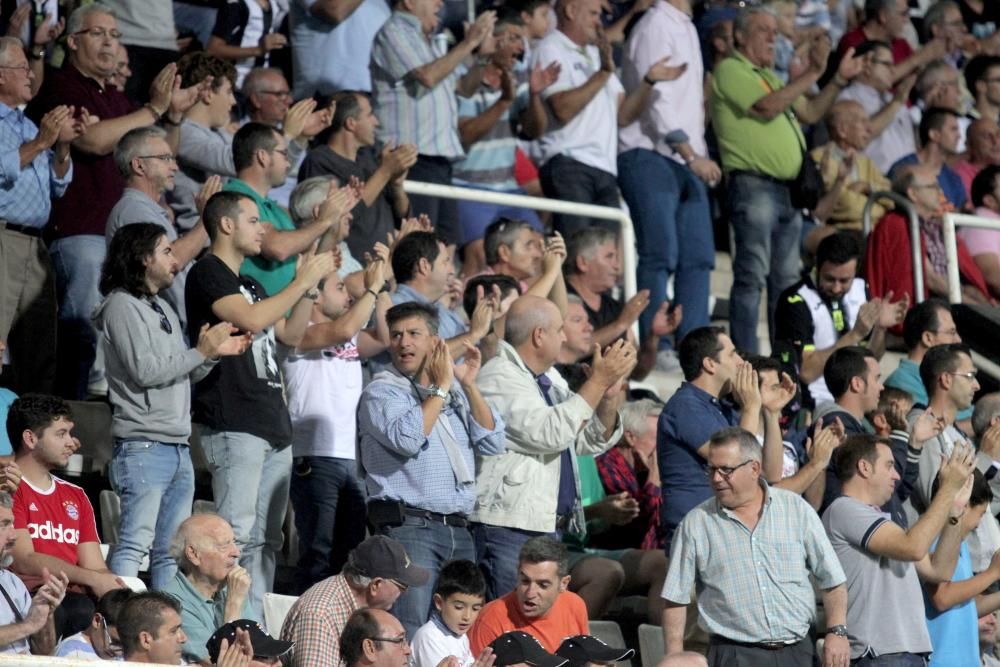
[707,634,814,667]
[407,155,461,247]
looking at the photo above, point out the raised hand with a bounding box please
[33,14,65,47]
[363,251,387,293]
[852,299,880,338]
[807,423,843,468]
[425,337,455,391]
[225,565,252,601]
[542,232,567,272]
[529,61,561,95]
[464,11,498,50]
[171,74,213,118]
[216,627,253,667]
[730,362,761,410]
[297,245,338,288]
[257,32,287,54]
[196,175,223,217]
[877,290,910,329]
[979,421,1000,460]
[619,290,651,326]
[38,106,73,148]
[0,461,22,494]
[762,371,797,414]
[938,440,977,499]
[911,409,944,443]
[380,141,419,179]
[472,647,496,667]
[499,66,516,102]
[302,104,334,139]
[650,302,682,337]
[592,339,637,390]
[836,45,864,82]
[469,286,497,339]
[454,341,483,385]
[148,63,177,116]
[197,322,250,359]
[283,98,317,141]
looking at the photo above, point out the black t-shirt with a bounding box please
[959,0,1000,38]
[211,0,273,64]
[566,283,625,340]
[184,254,292,444]
[298,145,400,260]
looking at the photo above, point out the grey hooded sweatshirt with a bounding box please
[94,289,217,443]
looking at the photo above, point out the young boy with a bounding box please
[924,470,1000,666]
[411,561,487,667]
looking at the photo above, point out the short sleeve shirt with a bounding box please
[822,495,932,658]
[12,476,100,591]
[468,591,589,655]
[227,178,298,296]
[0,570,31,654]
[161,571,251,661]
[184,254,292,444]
[709,51,804,180]
[531,30,624,175]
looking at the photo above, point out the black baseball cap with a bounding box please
[490,631,569,667]
[555,635,635,667]
[206,620,293,663]
[348,535,431,587]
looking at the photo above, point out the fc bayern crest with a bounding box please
[63,501,79,520]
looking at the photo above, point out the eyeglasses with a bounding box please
[948,371,978,380]
[871,59,894,68]
[259,90,292,98]
[148,300,172,335]
[932,327,959,336]
[272,148,289,158]
[389,578,409,593]
[137,154,176,163]
[369,636,409,645]
[73,27,122,40]
[0,64,31,73]
[705,459,754,478]
[99,615,124,657]
[915,182,943,192]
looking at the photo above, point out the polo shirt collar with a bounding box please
[225,177,265,204]
[394,282,432,305]
[0,101,18,121]
[552,29,591,58]
[393,10,423,32]
[716,479,772,519]
[680,381,724,407]
[176,571,222,605]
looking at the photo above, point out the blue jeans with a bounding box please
[199,429,292,622]
[456,191,542,243]
[852,654,928,666]
[108,441,195,590]
[289,457,367,592]
[378,517,475,638]
[618,149,715,343]
[50,235,105,399]
[473,523,551,602]
[727,172,802,353]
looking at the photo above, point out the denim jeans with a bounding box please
[378,517,475,638]
[49,235,105,399]
[472,523,551,602]
[539,154,621,236]
[852,654,927,666]
[726,172,802,353]
[109,440,195,590]
[618,148,715,342]
[289,457,367,592]
[199,428,292,622]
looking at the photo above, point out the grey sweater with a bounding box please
[94,290,216,443]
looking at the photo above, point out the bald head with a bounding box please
[827,100,871,150]
[169,513,238,577]
[657,653,709,667]
[505,296,560,347]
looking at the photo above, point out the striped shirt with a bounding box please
[0,103,72,228]
[453,79,529,191]
[211,0,288,87]
[662,483,845,643]
[371,10,464,158]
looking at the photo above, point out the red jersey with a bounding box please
[12,476,99,590]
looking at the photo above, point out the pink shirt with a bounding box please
[962,207,1000,258]
[618,0,706,161]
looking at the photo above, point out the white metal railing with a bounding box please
[941,212,1000,304]
[862,191,925,302]
[402,180,639,335]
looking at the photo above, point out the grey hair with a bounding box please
[0,37,23,66]
[342,560,373,589]
[0,492,12,510]
[922,1,960,40]
[915,60,956,101]
[484,218,535,266]
[565,226,616,276]
[67,3,116,36]
[168,513,225,575]
[734,6,777,41]
[114,126,168,178]
[289,176,339,227]
[709,426,762,463]
[973,393,1000,439]
[241,67,285,98]
[518,536,569,577]
[620,398,663,437]
[504,299,557,347]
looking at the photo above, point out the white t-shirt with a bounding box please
[532,29,624,175]
[282,333,363,459]
[412,617,474,667]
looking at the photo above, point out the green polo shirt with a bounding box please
[226,178,297,295]
[710,51,805,180]
[162,571,252,661]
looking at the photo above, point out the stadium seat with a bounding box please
[263,592,298,636]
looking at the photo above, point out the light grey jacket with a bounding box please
[94,289,216,443]
[472,341,623,533]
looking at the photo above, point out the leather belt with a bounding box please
[0,221,43,238]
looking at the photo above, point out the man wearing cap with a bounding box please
[162,514,252,664]
[556,635,635,667]
[491,631,568,667]
[280,535,429,667]
[359,301,506,637]
[207,619,292,666]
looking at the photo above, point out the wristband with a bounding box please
[365,288,378,300]
[643,74,656,86]
[833,75,848,88]
[28,47,44,60]
[144,103,165,120]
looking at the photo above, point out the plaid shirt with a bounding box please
[280,574,360,667]
[370,10,464,158]
[0,103,72,228]
[662,483,845,643]
[595,447,663,549]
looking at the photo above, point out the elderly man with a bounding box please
[711,6,862,353]
[280,536,429,667]
[811,101,892,229]
[0,36,79,396]
[662,427,849,667]
[469,537,589,654]
[369,0,497,245]
[358,301,506,636]
[837,40,917,174]
[161,513,251,663]
[955,118,1000,200]
[26,3,195,399]
[340,608,414,667]
[865,164,992,306]
[473,295,632,600]
[104,126,213,325]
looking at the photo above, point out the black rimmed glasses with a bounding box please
[705,459,754,479]
[138,154,176,163]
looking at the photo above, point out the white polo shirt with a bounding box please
[533,29,624,175]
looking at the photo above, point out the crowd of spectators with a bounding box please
[2,0,1000,665]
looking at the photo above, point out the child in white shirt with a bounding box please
[411,561,487,667]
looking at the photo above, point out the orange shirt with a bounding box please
[468,591,589,655]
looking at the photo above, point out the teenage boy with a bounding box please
[411,560,487,667]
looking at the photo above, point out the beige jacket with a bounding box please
[471,341,623,533]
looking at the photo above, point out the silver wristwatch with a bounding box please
[825,625,848,638]
[427,385,449,401]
